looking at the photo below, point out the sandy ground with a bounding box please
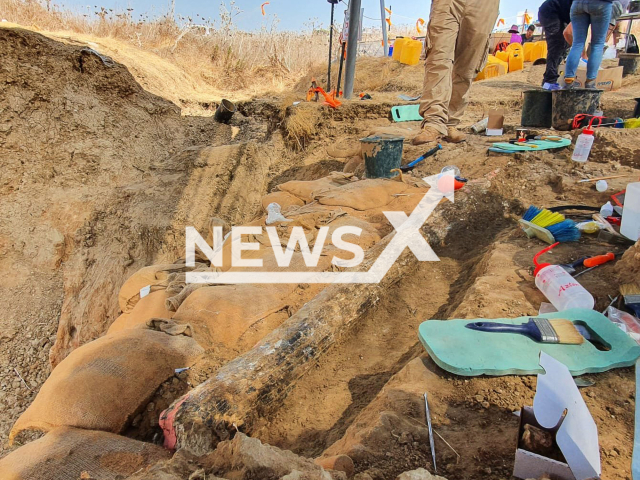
[1,22,640,480]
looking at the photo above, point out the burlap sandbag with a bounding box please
[0,426,170,480]
[316,179,410,211]
[261,191,304,211]
[172,283,296,351]
[118,264,188,314]
[108,289,175,334]
[278,172,354,202]
[10,324,203,442]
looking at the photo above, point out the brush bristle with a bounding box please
[620,283,640,296]
[547,220,581,243]
[530,209,566,228]
[523,206,541,222]
[550,320,585,345]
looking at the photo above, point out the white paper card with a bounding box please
[140,285,151,299]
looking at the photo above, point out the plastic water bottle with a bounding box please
[535,265,595,311]
[621,182,640,241]
[572,128,595,162]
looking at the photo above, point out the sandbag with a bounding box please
[118,264,188,314]
[261,191,304,211]
[10,324,203,442]
[173,283,297,351]
[316,179,410,211]
[278,172,354,202]
[0,426,170,480]
[108,289,174,334]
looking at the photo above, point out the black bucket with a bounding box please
[214,99,236,123]
[618,53,640,76]
[360,135,404,179]
[521,89,553,128]
[552,89,602,131]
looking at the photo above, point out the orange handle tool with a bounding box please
[583,253,615,268]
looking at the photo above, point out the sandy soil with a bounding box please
[1,22,640,480]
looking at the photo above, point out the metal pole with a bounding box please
[328,2,335,91]
[380,0,388,57]
[343,0,361,100]
[336,42,346,97]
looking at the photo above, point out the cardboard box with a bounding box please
[513,353,601,480]
[560,65,623,91]
[486,109,505,136]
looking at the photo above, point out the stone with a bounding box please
[395,468,448,480]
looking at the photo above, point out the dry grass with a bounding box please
[0,0,332,99]
[283,103,322,150]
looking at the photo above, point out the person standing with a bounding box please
[509,25,523,43]
[539,0,573,90]
[564,0,613,89]
[412,0,500,146]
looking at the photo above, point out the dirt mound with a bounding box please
[0,26,296,451]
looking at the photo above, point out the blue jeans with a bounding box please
[565,0,613,81]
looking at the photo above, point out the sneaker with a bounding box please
[584,79,597,89]
[411,126,443,146]
[562,81,577,90]
[445,126,467,144]
[542,82,561,91]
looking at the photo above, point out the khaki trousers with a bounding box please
[419,0,500,135]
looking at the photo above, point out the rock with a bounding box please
[208,433,332,480]
[395,468,448,480]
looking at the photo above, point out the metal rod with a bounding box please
[328,1,335,92]
[424,392,437,473]
[336,42,346,97]
[380,0,388,57]
[343,0,361,100]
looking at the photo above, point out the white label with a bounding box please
[140,285,151,298]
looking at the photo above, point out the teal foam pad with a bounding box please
[391,105,423,122]
[418,309,640,376]
[489,138,572,153]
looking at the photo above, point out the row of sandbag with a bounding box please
[2,174,430,478]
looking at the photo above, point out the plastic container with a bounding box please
[509,52,524,72]
[571,127,595,162]
[214,99,236,124]
[475,63,500,81]
[532,41,548,62]
[552,89,602,131]
[618,53,640,76]
[621,182,640,241]
[392,38,409,62]
[496,50,510,64]
[521,89,553,128]
[506,43,523,55]
[360,134,404,179]
[400,40,422,66]
[523,42,535,62]
[596,180,608,192]
[533,244,595,312]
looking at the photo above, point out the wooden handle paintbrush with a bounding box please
[465,318,584,344]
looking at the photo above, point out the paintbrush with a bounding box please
[620,284,640,318]
[465,318,584,345]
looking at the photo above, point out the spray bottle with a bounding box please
[533,243,595,311]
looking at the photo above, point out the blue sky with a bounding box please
[55,0,544,31]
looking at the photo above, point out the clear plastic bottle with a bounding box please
[533,243,595,312]
[535,265,595,311]
[572,128,595,162]
[621,182,640,241]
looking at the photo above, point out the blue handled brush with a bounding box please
[466,318,584,344]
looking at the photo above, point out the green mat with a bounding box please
[489,138,572,154]
[418,309,640,376]
[391,105,423,122]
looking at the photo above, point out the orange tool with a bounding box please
[583,253,615,268]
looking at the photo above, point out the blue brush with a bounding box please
[523,205,541,222]
[547,219,581,243]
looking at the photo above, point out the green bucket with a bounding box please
[360,135,404,179]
